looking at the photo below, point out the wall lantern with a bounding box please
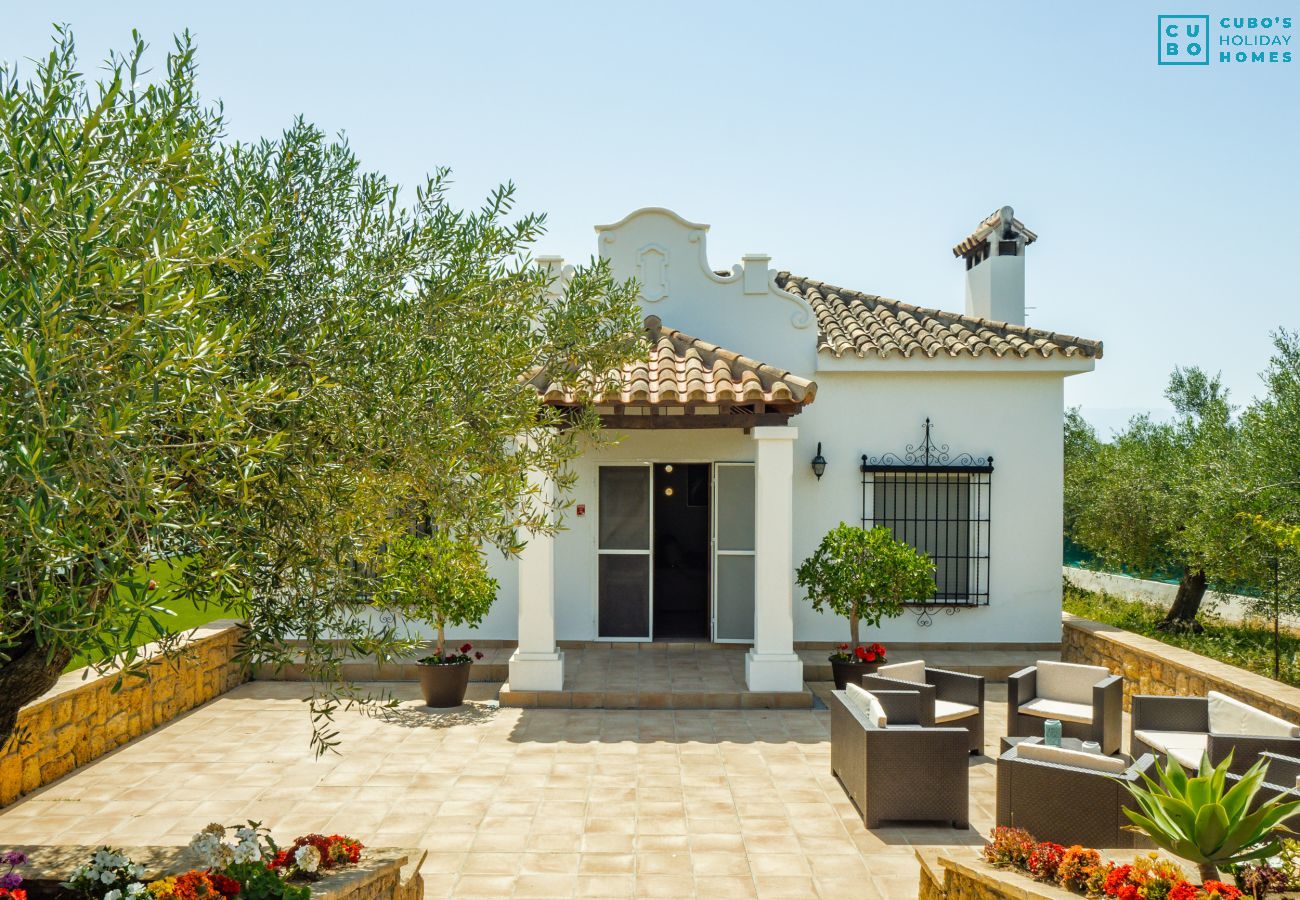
[811,442,827,480]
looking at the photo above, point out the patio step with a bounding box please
[497,682,815,710]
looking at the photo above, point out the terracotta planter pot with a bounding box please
[830,658,883,691]
[418,660,472,708]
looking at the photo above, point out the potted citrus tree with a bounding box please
[796,523,935,690]
[379,530,497,707]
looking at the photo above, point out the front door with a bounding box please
[652,463,711,640]
[596,461,753,641]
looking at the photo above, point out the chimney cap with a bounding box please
[952,206,1038,258]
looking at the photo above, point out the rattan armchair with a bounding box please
[830,688,970,829]
[860,663,985,754]
[995,743,1156,849]
[1130,693,1300,776]
[1007,661,1123,755]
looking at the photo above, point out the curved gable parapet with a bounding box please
[593,208,816,374]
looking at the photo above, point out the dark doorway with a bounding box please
[652,463,711,640]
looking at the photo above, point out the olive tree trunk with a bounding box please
[1158,568,1208,634]
[849,610,860,648]
[0,632,74,752]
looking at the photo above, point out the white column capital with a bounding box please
[751,425,798,442]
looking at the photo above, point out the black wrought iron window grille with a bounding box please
[860,418,992,623]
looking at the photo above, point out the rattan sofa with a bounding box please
[830,686,969,829]
[1006,661,1123,755]
[860,660,985,754]
[1130,692,1300,775]
[996,741,1156,849]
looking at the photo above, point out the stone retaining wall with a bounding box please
[0,620,248,808]
[1061,612,1300,718]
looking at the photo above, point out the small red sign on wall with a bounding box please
[576,503,586,517]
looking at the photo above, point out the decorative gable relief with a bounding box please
[635,244,670,302]
[592,207,815,375]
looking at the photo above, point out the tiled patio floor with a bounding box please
[0,680,1103,898]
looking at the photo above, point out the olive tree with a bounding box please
[0,30,285,746]
[1065,368,1241,631]
[0,30,644,753]
[795,524,935,647]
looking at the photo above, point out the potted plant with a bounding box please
[379,531,496,708]
[796,523,935,690]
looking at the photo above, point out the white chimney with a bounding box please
[953,205,1035,325]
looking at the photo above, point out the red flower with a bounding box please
[870,643,885,655]
[1167,883,1199,900]
[853,646,867,661]
[474,651,484,660]
[0,890,26,900]
[1116,886,1138,900]
[459,643,472,654]
[210,872,241,895]
[864,652,877,662]
[838,643,849,651]
[1103,864,1133,896]
[1202,882,1242,900]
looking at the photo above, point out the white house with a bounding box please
[476,206,1101,694]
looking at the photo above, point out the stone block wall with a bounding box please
[0,619,247,808]
[1061,612,1300,718]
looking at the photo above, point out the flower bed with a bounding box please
[5,828,423,900]
[970,826,1300,899]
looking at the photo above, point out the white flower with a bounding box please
[105,891,122,900]
[129,864,146,879]
[189,831,223,867]
[101,869,118,884]
[294,844,322,874]
[232,837,261,865]
[94,849,115,867]
[127,884,148,897]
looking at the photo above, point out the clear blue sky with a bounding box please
[5,2,1297,433]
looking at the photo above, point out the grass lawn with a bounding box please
[64,560,238,672]
[1063,582,1300,687]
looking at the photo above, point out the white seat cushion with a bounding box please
[934,699,979,724]
[1134,729,1210,769]
[844,683,887,728]
[1019,697,1093,725]
[1018,741,1128,775]
[1035,660,1109,705]
[1207,691,1300,738]
[877,660,926,685]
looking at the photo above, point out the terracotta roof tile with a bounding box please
[776,273,1102,361]
[534,316,817,407]
[952,207,1038,257]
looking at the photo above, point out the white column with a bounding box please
[746,425,804,692]
[508,468,565,691]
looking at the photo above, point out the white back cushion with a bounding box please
[1036,660,1109,705]
[877,660,926,685]
[1207,691,1300,737]
[844,683,887,728]
[1018,741,1128,775]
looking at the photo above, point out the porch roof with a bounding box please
[532,315,816,425]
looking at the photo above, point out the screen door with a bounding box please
[597,464,652,639]
[713,462,755,642]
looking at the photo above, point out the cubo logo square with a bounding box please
[1159,15,1211,64]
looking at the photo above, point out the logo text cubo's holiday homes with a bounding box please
[1158,14,1293,65]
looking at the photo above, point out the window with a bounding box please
[859,419,992,609]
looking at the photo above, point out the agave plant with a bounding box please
[1122,751,1300,883]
